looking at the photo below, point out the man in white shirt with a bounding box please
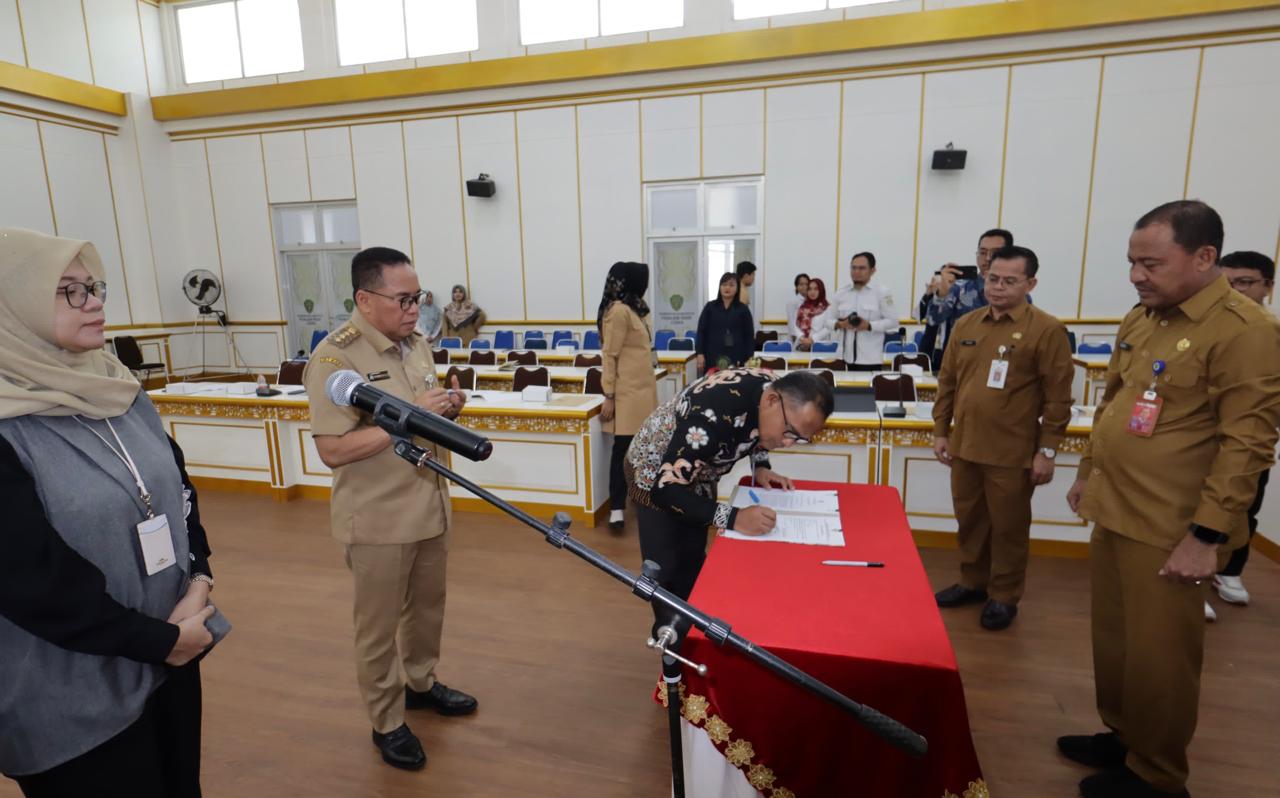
[818,252,898,370]
[785,273,810,341]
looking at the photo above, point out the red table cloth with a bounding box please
[660,481,985,798]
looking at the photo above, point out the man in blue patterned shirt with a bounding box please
[920,228,1015,364]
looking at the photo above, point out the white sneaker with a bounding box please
[609,509,624,524]
[1204,601,1217,622]
[1213,575,1249,605]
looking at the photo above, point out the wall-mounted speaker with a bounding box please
[466,173,496,197]
[931,144,966,171]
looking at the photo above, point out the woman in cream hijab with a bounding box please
[0,229,228,797]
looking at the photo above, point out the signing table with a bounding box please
[669,480,984,798]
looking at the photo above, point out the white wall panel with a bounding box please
[516,107,582,320]
[1186,41,1280,257]
[0,115,55,233]
[1001,59,1101,318]
[206,135,282,321]
[82,0,148,94]
[351,122,412,256]
[764,82,841,321]
[702,90,764,177]
[169,141,223,326]
[230,330,285,371]
[1081,50,1200,318]
[18,0,92,84]
[915,68,1007,293]
[0,0,25,66]
[642,95,700,181]
[138,0,167,96]
[838,74,922,310]
[262,131,311,204]
[458,113,525,320]
[578,101,641,315]
[40,124,129,326]
[404,117,469,300]
[105,128,161,324]
[305,127,355,201]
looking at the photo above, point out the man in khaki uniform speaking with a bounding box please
[1058,201,1280,798]
[304,247,476,772]
[931,245,1074,631]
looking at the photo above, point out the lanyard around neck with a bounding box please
[73,417,155,518]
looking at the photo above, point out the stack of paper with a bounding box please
[723,487,844,546]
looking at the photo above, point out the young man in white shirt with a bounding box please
[785,273,810,342]
[817,252,898,370]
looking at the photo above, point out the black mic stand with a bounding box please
[382,424,927,796]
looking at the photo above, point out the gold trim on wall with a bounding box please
[1182,47,1207,198]
[1076,57,1108,317]
[0,100,119,133]
[149,0,1280,121]
[0,61,127,117]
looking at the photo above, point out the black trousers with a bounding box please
[636,502,710,642]
[609,435,633,512]
[13,662,203,798]
[847,363,882,372]
[1220,468,1269,577]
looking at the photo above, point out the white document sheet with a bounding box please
[723,514,845,547]
[729,487,839,514]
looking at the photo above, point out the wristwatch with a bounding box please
[1189,524,1229,546]
[1039,447,1057,459]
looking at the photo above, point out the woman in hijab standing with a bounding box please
[441,284,486,345]
[597,262,659,532]
[695,272,754,375]
[0,229,229,797]
[793,277,831,352]
[416,290,443,344]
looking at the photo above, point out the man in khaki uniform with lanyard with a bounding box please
[932,245,1074,631]
[1058,202,1280,798]
[304,247,477,772]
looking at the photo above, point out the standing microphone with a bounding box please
[881,370,908,418]
[325,370,493,462]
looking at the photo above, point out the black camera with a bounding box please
[845,311,862,325]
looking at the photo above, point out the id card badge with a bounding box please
[1126,392,1163,437]
[987,359,1008,389]
[137,513,177,576]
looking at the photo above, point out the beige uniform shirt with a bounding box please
[600,302,659,436]
[933,301,1075,468]
[303,309,451,545]
[1078,276,1280,550]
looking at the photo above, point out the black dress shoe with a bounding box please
[1058,732,1128,769]
[1079,767,1189,798]
[371,724,426,770]
[406,682,478,716]
[608,519,625,534]
[979,599,1018,630]
[934,584,988,608]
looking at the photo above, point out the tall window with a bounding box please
[274,203,361,356]
[645,179,764,335]
[335,0,479,66]
[732,0,896,20]
[176,0,304,83]
[519,0,683,46]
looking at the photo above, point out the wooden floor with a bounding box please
[6,490,1278,797]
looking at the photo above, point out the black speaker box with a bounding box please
[466,175,496,197]
[931,148,967,170]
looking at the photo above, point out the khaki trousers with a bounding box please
[949,457,1034,605]
[344,532,449,733]
[1090,525,1208,793]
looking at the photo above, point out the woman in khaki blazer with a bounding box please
[598,261,659,532]
[442,285,486,345]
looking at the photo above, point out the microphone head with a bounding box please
[325,369,364,407]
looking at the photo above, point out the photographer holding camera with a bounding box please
[816,252,898,371]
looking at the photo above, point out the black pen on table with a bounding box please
[822,560,884,568]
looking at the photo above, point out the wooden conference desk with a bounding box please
[152,387,1097,547]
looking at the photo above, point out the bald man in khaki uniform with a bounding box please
[1058,202,1280,798]
[304,247,477,772]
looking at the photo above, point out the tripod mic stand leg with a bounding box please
[663,651,686,798]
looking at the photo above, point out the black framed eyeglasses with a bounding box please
[778,398,810,445]
[58,281,107,308]
[363,288,426,311]
[1228,276,1266,290]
